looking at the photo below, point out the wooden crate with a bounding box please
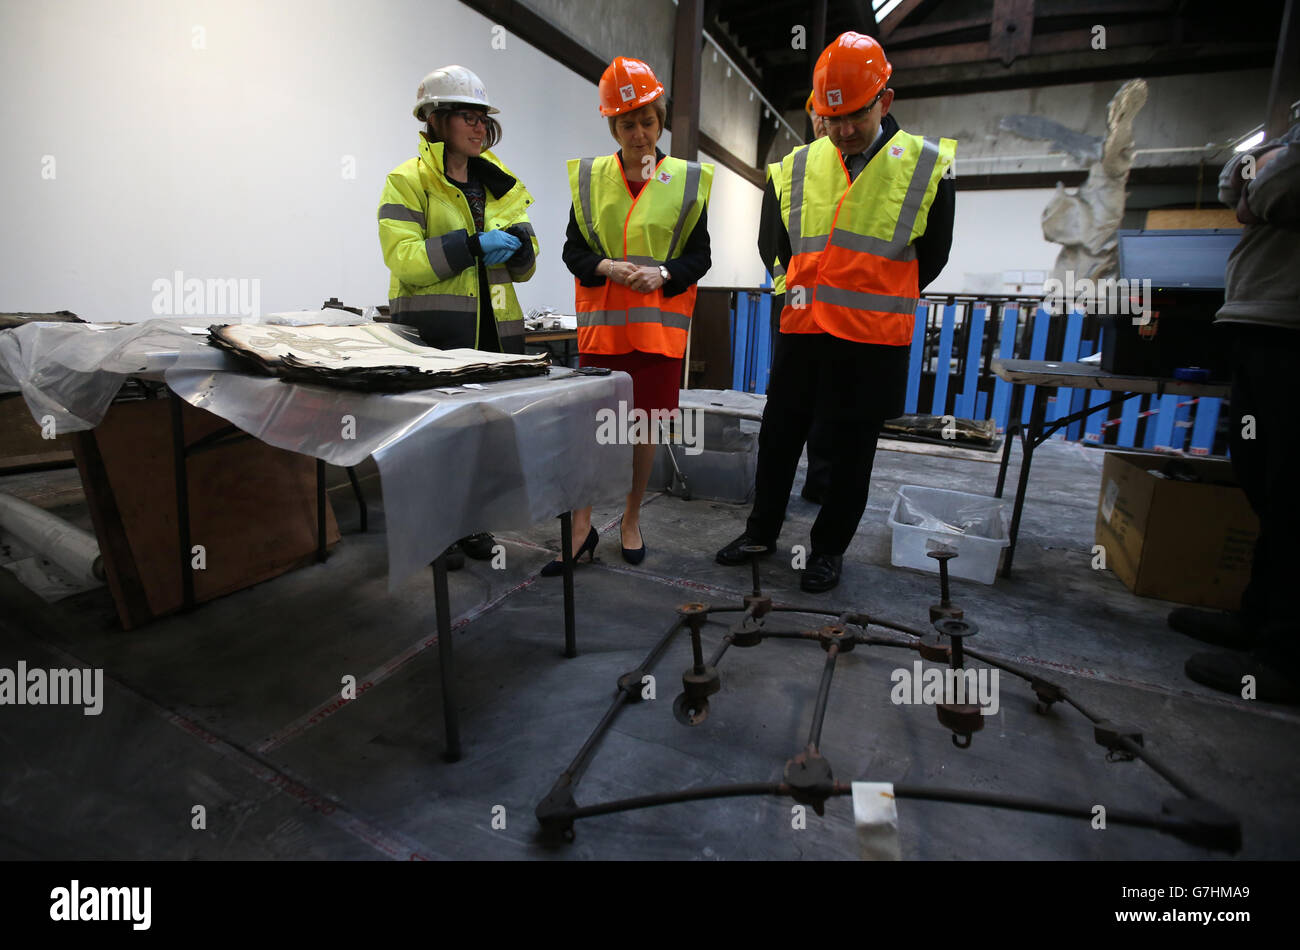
[74,398,339,629]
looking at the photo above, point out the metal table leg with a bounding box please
[995,420,1019,499]
[1001,388,1046,578]
[998,390,1138,577]
[560,511,577,658]
[432,553,461,762]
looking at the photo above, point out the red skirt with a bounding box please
[580,350,682,413]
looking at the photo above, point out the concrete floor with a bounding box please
[2,435,1297,860]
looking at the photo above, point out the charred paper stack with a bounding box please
[208,323,549,392]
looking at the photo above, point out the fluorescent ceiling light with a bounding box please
[1234,129,1265,152]
[875,0,905,17]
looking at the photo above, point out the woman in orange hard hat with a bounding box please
[541,56,714,575]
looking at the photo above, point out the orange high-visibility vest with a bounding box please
[567,154,713,357]
[779,131,955,345]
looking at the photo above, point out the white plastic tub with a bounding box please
[887,486,1010,585]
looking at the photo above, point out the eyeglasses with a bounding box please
[820,90,885,127]
[443,109,488,128]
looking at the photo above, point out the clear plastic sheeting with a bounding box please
[0,319,633,589]
[678,388,768,421]
[0,319,209,430]
[164,354,632,588]
[895,488,1008,541]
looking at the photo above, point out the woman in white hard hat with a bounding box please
[540,56,713,576]
[378,64,539,563]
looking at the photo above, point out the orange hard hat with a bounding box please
[598,56,665,116]
[813,32,892,116]
[805,91,815,115]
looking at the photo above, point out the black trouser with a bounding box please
[768,293,833,498]
[745,331,909,556]
[1226,322,1300,658]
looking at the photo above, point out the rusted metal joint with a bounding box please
[937,703,985,749]
[783,746,835,816]
[1031,677,1066,714]
[817,624,854,654]
[1094,720,1143,761]
[742,592,772,621]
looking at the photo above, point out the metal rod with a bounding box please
[432,555,460,762]
[1002,387,1047,577]
[807,644,840,750]
[555,782,784,822]
[560,511,576,658]
[888,784,1194,835]
[346,466,368,532]
[561,618,686,781]
[689,622,706,671]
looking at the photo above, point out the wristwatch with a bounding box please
[658,265,670,283]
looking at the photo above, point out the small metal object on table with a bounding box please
[990,358,1230,577]
[525,329,578,368]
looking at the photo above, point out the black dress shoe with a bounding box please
[1185,648,1300,704]
[716,533,775,566]
[460,532,496,561]
[621,524,646,565]
[540,526,599,577]
[800,553,842,593]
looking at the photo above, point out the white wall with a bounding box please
[928,188,1060,297]
[0,0,764,323]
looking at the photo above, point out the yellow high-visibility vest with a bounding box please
[778,130,955,345]
[378,136,537,347]
[567,153,713,357]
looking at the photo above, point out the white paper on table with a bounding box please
[852,781,901,860]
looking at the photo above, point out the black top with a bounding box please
[758,112,955,293]
[446,172,497,349]
[562,148,712,299]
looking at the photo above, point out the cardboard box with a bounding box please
[1095,451,1258,609]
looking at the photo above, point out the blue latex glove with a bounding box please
[479,230,521,265]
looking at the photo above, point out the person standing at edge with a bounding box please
[378,64,540,565]
[717,32,956,593]
[766,91,834,506]
[1173,119,1300,705]
[542,56,713,576]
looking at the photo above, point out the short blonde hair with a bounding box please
[607,99,667,143]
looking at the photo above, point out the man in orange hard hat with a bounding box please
[719,32,957,593]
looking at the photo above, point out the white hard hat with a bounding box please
[413,65,498,119]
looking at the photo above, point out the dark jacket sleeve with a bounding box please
[562,204,607,287]
[757,176,791,276]
[916,176,955,293]
[661,203,711,298]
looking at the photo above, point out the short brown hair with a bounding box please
[607,99,666,143]
[425,107,502,150]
